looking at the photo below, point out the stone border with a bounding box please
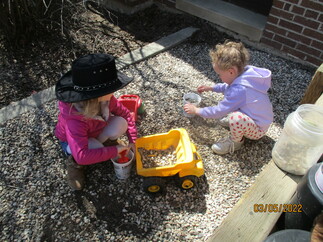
[0,27,199,124]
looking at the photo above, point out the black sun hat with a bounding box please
[55,53,133,103]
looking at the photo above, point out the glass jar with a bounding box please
[272,104,323,175]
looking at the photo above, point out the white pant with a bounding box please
[66,116,128,154]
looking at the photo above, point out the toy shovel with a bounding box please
[117,150,129,163]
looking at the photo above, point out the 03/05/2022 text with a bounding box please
[253,204,302,213]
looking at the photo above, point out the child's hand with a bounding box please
[197,85,212,93]
[184,103,199,115]
[116,144,129,154]
[116,143,135,156]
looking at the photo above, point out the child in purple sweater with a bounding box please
[184,41,273,155]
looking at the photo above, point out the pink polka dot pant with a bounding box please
[228,112,267,142]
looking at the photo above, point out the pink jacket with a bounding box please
[55,96,137,165]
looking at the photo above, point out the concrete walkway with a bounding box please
[0,27,199,124]
[176,0,266,41]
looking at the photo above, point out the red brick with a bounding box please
[284,3,292,11]
[311,40,323,51]
[294,16,320,29]
[285,0,299,4]
[266,23,288,36]
[305,55,322,67]
[270,7,282,17]
[282,46,306,60]
[263,30,274,39]
[318,13,323,22]
[267,15,279,25]
[280,19,303,32]
[303,28,323,41]
[292,5,305,15]
[271,7,294,20]
[260,38,283,50]
[305,9,319,20]
[301,1,323,12]
[287,32,311,45]
[274,34,297,47]
[297,43,322,56]
[273,0,285,9]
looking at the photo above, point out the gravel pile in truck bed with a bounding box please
[0,40,315,241]
[138,146,177,168]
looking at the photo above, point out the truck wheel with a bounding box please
[143,177,165,193]
[179,176,197,190]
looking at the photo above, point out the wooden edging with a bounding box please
[0,27,199,124]
[207,161,301,242]
[301,64,323,104]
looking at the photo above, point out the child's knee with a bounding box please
[116,116,128,131]
[227,112,242,127]
[98,116,128,142]
[110,116,128,137]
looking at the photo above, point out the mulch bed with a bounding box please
[0,4,228,109]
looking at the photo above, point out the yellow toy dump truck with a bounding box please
[135,128,204,193]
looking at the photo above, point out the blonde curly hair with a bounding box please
[210,40,250,73]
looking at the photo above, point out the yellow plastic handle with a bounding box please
[191,143,202,161]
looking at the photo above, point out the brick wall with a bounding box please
[261,0,323,67]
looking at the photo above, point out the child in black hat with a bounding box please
[55,53,137,190]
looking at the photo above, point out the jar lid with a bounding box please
[315,162,323,193]
[295,104,323,134]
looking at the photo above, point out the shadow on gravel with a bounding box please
[31,165,208,240]
[66,161,209,238]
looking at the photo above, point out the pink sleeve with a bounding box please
[110,96,137,143]
[65,119,118,165]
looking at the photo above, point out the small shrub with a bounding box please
[0,0,90,47]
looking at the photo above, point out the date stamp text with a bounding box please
[253,204,302,213]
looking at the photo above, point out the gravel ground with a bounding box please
[0,38,316,241]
